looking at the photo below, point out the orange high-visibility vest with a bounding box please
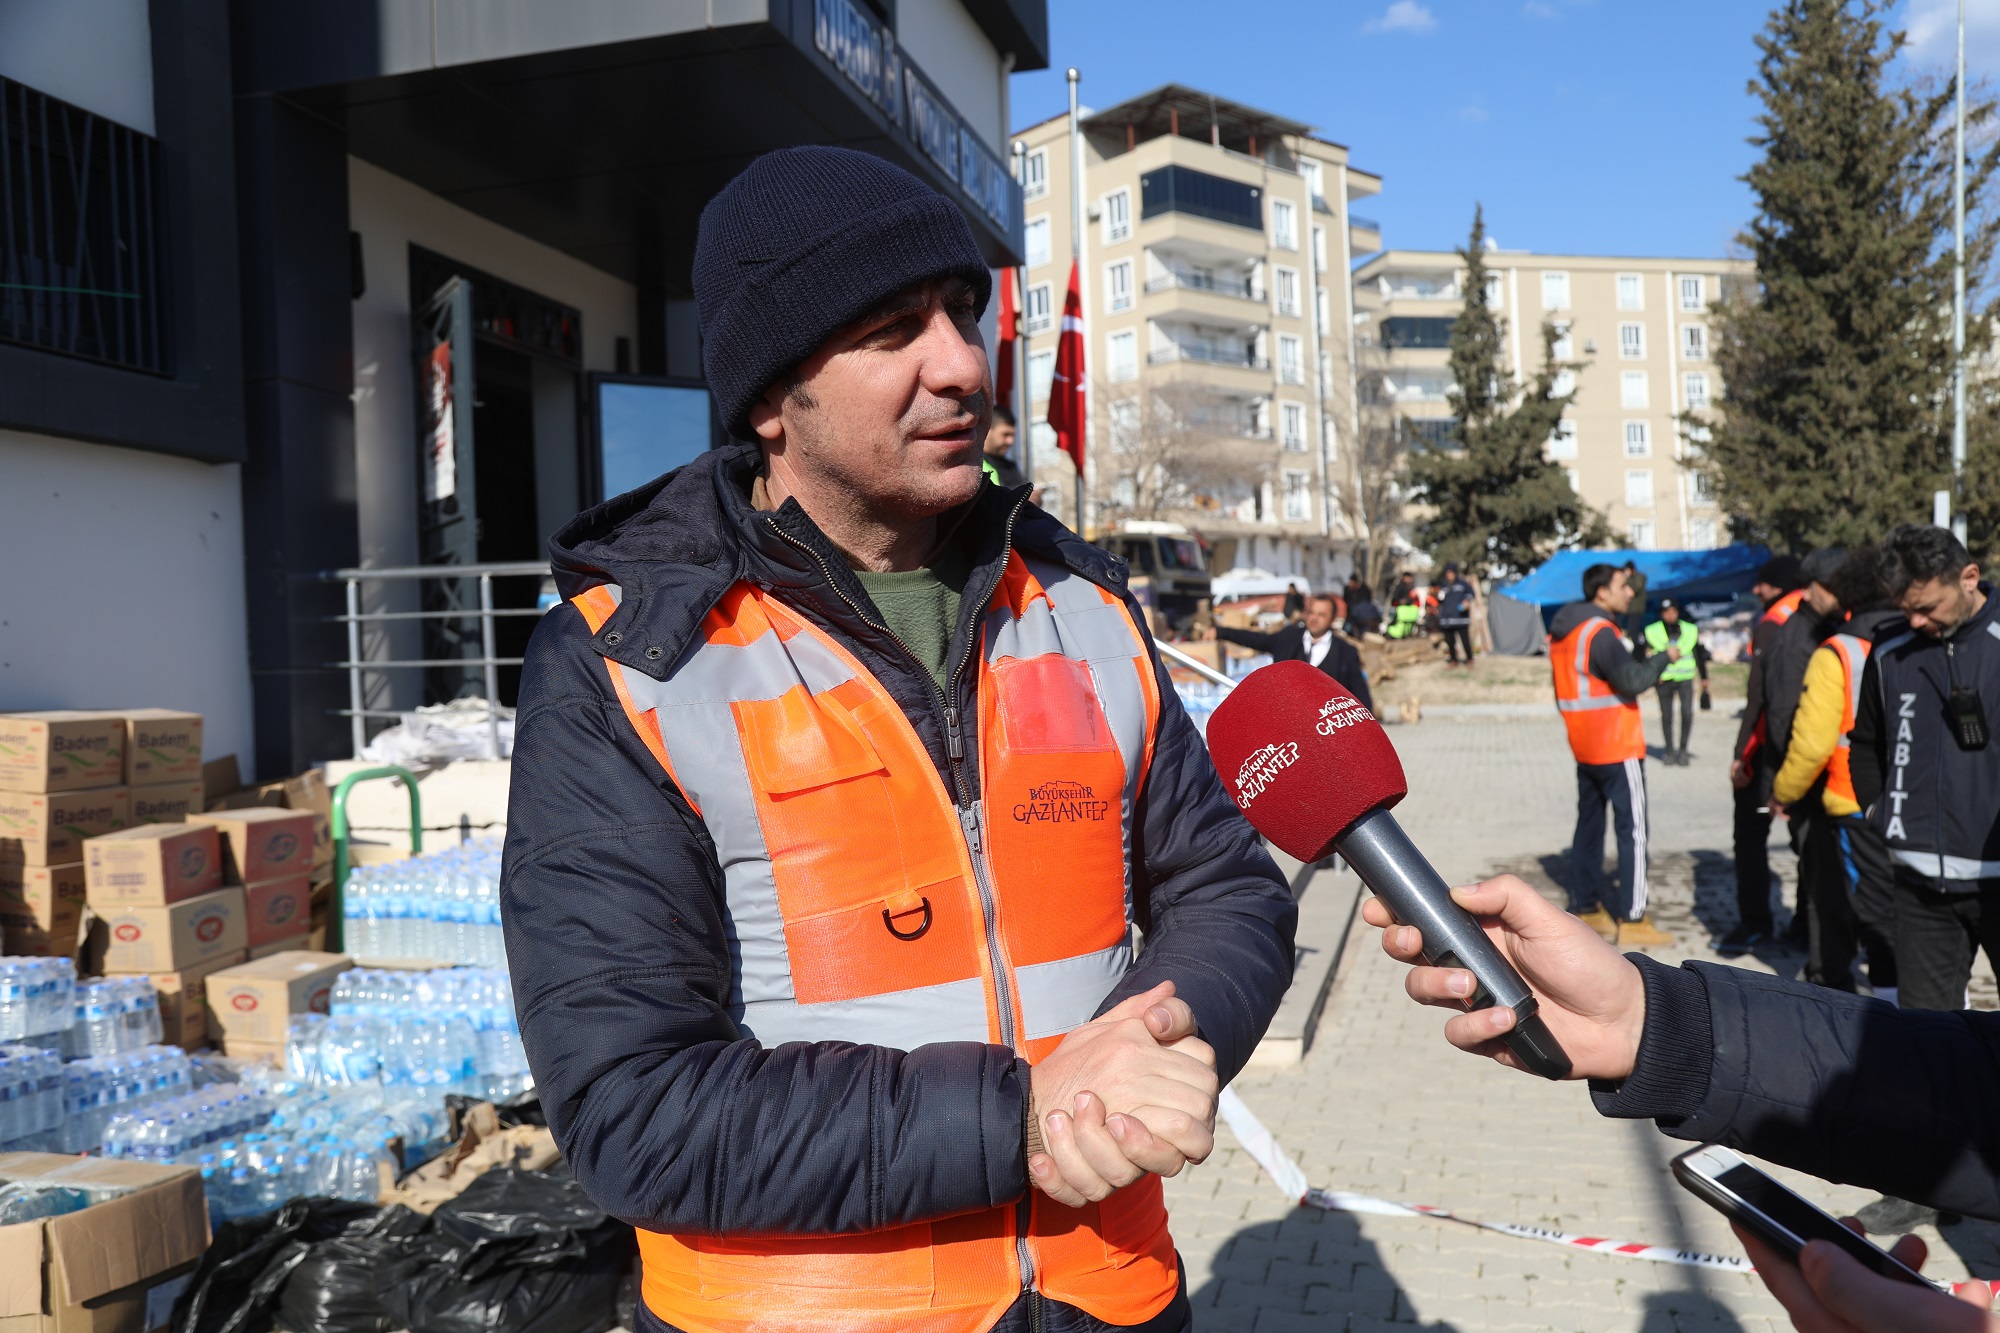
[1753,588,1808,652]
[573,551,1176,1333]
[1550,614,1646,765]
[1822,633,1870,811]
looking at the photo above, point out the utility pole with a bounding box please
[1012,139,1033,491]
[1068,66,1088,536]
[1952,0,1968,542]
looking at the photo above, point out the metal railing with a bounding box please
[321,561,552,759]
[1155,639,1235,688]
[1148,345,1270,370]
[1144,270,1261,300]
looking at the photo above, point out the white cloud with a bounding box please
[1364,1,1438,35]
[1902,0,2000,75]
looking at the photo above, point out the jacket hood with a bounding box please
[545,441,1126,682]
[1846,606,1905,642]
[1548,600,1613,641]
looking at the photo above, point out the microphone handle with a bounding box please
[1336,808,1573,1080]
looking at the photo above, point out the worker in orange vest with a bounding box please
[1549,563,1677,947]
[1718,554,1808,955]
[501,147,1296,1333]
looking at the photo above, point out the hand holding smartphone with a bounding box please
[1671,1144,1940,1289]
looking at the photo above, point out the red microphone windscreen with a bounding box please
[1205,660,1408,863]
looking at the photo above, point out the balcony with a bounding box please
[1150,342,1269,370]
[1349,215,1383,256]
[1145,269,1260,300]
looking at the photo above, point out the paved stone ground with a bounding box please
[1166,709,2000,1331]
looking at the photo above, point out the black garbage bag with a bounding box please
[385,1170,635,1333]
[275,1207,435,1333]
[172,1198,380,1333]
[443,1087,545,1128]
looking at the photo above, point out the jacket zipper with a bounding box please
[769,497,1042,1308]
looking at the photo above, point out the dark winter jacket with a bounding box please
[1549,601,1669,700]
[1214,622,1374,713]
[1595,956,2000,1220]
[1733,602,1792,767]
[1761,603,1839,760]
[1850,582,2000,889]
[499,444,1295,1284]
[1435,578,1475,627]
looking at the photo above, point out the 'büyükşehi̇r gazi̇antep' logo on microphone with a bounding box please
[1013,779,1111,824]
[1231,742,1301,810]
[1316,695,1372,736]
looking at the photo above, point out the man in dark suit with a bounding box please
[1207,593,1374,712]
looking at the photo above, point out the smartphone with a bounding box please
[1671,1144,1940,1288]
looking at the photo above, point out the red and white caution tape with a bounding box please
[1217,1087,1755,1273]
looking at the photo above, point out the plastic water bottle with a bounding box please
[0,963,25,1043]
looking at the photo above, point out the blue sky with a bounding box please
[1009,0,1990,261]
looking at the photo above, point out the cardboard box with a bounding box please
[112,711,202,787]
[0,1152,208,1332]
[199,755,241,809]
[242,875,311,948]
[213,770,332,871]
[128,783,205,826]
[248,932,311,960]
[100,887,246,974]
[188,808,315,887]
[0,787,128,867]
[0,713,125,794]
[148,951,246,1052]
[218,1038,286,1069]
[0,862,86,956]
[206,950,351,1045]
[83,825,221,906]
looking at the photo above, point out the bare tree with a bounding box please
[1335,338,1411,587]
[1097,379,1274,525]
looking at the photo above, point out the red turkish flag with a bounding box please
[1047,261,1086,471]
[994,267,1017,405]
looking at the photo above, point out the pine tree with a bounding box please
[1406,207,1607,575]
[1701,0,1999,552]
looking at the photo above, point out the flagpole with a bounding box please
[1012,140,1033,491]
[1067,66,1088,536]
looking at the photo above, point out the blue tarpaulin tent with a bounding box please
[1500,543,1771,625]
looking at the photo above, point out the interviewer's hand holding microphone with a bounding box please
[1206,660,1996,1331]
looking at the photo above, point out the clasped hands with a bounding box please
[1026,981,1219,1208]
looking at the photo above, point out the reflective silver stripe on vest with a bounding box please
[1832,634,1867,751]
[602,583,624,606]
[1016,938,1135,1042]
[1892,849,2000,882]
[1556,695,1628,712]
[737,974,991,1050]
[984,559,1152,932]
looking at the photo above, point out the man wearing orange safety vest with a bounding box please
[499,147,1296,1333]
[1549,563,1676,947]
[1771,549,1901,998]
[1719,554,1808,955]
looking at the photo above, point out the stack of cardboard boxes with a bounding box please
[0,709,202,961]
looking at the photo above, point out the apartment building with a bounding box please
[1,0,1038,775]
[1353,249,1753,551]
[1012,84,1381,592]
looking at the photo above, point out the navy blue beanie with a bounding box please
[694,146,993,439]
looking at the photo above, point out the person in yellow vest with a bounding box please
[1549,563,1677,947]
[1640,598,1709,766]
[500,147,1297,1333]
[1772,549,1901,999]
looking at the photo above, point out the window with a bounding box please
[1628,520,1657,550]
[1278,335,1303,384]
[1312,225,1327,272]
[1690,518,1718,547]
[1620,371,1650,409]
[1681,324,1708,360]
[1103,188,1131,244]
[1106,330,1138,382]
[1022,148,1048,200]
[1108,397,1140,451]
[1552,320,1574,361]
[1301,159,1324,203]
[1141,166,1264,231]
[1275,267,1301,317]
[1619,322,1646,359]
[1322,412,1337,459]
[1617,273,1644,310]
[1683,372,1710,409]
[1272,199,1298,250]
[1318,351,1333,397]
[1484,274,1504,310]
[1315,288,1331,336]
[1565,467,1582,494]
[1283,470,1310,521]
[1281,401,1307,451]
[1625,469,1655,509]
[1553,369,1578,398]
[1027,349,1055,403]
[1106,260,1134,312]
[1024,216,1051,268]
[1690,470,1716,505]
[1542,270,1571,310]
[1548,419,1578,459]
[1679,275,1704,311]
[1024,283,1053,335]
[1624,421,1651,457]
[1247,398,1270,438]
